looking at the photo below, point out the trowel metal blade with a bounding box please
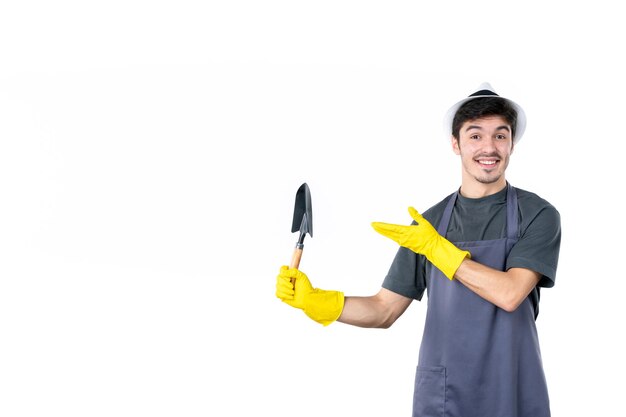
[291,183,313,238]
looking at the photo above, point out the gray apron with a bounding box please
[413,184,550,417]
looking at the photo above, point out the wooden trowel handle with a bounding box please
[289,246,303,285]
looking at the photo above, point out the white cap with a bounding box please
[443,82,527,144]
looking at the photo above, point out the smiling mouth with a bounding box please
[476,159,500,169]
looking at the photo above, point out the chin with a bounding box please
[475,174,503,184]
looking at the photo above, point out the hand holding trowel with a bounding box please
[276,182,344,326]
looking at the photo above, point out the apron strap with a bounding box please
[436,191,457,236]
[506,183,519,240]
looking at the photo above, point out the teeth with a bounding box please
[479,160,496,165]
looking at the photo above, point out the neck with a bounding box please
[459,177,507,199]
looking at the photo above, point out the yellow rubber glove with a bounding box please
[371,207,470,280]
[275,266,344,326]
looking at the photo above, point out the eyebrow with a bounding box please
[464,125,511,133]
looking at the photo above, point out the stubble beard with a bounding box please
[463,153,509,185]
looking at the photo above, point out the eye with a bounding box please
[496,134,508,140]
[470,134,480,140]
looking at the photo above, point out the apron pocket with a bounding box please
[413,366,446,417]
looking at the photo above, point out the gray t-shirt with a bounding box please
[382,185,561,313]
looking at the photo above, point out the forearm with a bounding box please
[276,267,412,328]
[338,289,412,329]
[454,260,540,312]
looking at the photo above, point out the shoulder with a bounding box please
[515,187,558,210]
[514,187,561,232]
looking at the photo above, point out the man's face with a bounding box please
[452,115,514,189]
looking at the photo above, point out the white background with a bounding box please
[1,1,624,416]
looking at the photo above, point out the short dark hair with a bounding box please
[452,97,518,140]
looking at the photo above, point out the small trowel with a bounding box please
[289,183,313,283]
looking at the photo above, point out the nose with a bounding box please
[482,137,497,153]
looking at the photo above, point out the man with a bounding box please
[276,83,561,417]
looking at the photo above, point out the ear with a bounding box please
[451,136,461,155]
